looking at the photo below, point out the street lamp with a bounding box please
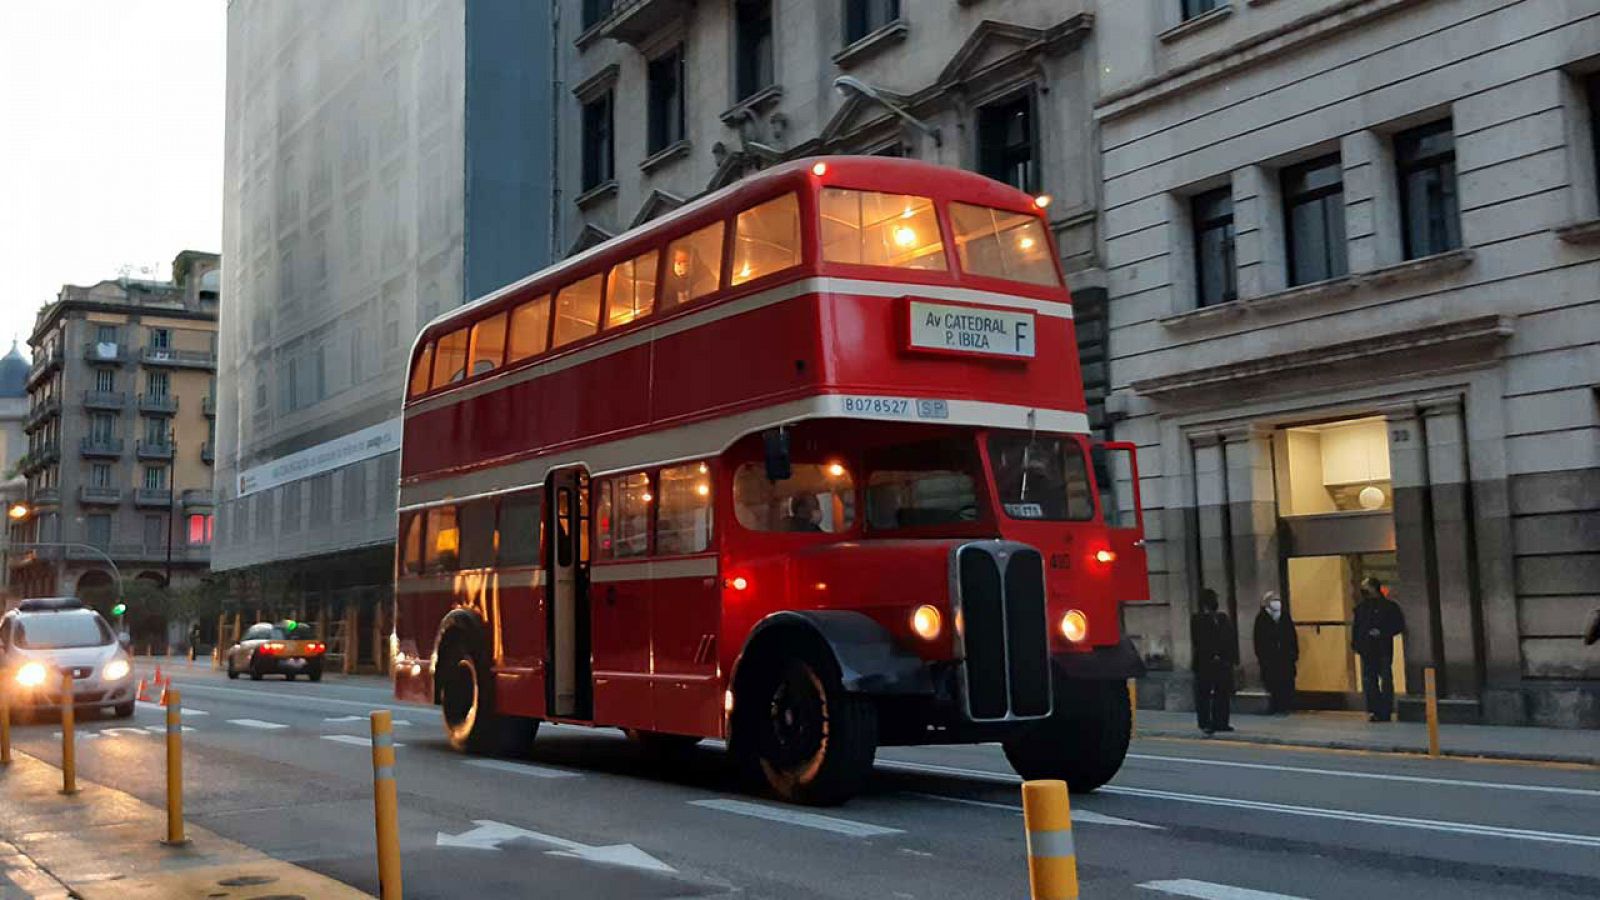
[833,75,943,148]
[7,502,28,520]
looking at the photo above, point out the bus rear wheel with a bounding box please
[437,631,537,756]
[1002,676,1131,793]
[735,653,877,806]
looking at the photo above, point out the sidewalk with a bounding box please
[0,749,371,899]
[1136,708,1600,766]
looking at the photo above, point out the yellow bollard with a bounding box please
[1021,780,1078,899]
[1,682,11,766]
[370,710,403,900]
[1424,667,1440,759]
[164,689,187,844]
[59,671,77,795]
[1128,677,1138,736]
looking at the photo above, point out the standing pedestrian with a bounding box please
[1253,591,1298,715]
[1352,576,1406,722]
[1191,588,1237,735]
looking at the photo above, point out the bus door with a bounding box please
[1091,441,1150,604]
[546,467,593,720]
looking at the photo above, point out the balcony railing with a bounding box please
[136,440,174,461]
[25,346,63,388]
[82,341,128,364]
[79,485,122,505]
[138,393,178,414]
[202,395,216,417]
[133,488,173,508]
[32,486,60,507]
[82,389,127,410]
[140,346,216,369]
[181,488,215,508]
[201,442,214,464]
[20,442,60,473]
[23,398,60,432]
[79,436,125,458]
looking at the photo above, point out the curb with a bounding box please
[1137,727,1600,767]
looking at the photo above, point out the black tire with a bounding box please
[249,655,265,681]
[1002,676,1131,793]
[112,701,135,719]
[733,651,877,806]
[437,628,537,756]
[309,666,323,683]
[626,729,702,758]
[227,658,239,680]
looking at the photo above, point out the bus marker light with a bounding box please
[1034,194,1053,209]
[1060,610,1088,643]
[827,462,846,478]
[811,162,828,177]
[911,605,942,641]
[727,576,750,592]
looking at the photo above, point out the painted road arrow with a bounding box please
[436,819,676,874]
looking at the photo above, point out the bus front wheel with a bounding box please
[1002,676,1131,793]
[437,630,537,756]
[735,652,877,806]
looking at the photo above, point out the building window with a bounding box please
[581,0,613,29]
[976,91,1038,192]
[1282,153,1347,287]
[1395,120,1461,259]
[143,465,166,490]
[1589,73,1600,200]
[146,370,169,399]
[1181,0,1223,20]
[143,416,168,445]
[342,462,367,522]
[282,483,303,534]
[844,0,899,44]
[1192,187,1237,307]
[735,0,774,101]
[90,414,115,442]
[148,328,171,350]
[91,464,112,488]
[94,369,115,392]
[647,45,686,154]
[309,473,333,527]
[96,324,117,344]
[582,91,614,191]
[187,514,214,546]
[86,514,111,548]
[143,515,164,550]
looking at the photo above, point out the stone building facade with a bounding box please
[560,0,1113,424]
[1095,0,1599,726]
[9,252,220,608]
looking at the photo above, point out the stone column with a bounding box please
[1222,425,1282,684]
[1382,402,1439,692]
[1421,397,1483,698]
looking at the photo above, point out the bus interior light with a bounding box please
[911,605,942,641]
[1060,610,1088,643]
[892,226,918,247]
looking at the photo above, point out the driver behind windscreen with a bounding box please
[996,441,1066,519]
[784,493,824,532]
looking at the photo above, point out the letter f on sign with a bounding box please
[1015,321,1030,354]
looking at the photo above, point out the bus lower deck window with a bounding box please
[597,473,651,559]
[949,202,1060,287]
[657,462,712,554]
[820,188,946,270]
[497,491,542,567]
[733,462,854,533]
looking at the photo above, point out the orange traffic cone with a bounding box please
[137,678,150,702]
[159,680,169,706]
[153,664,163,685]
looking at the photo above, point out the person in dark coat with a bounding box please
[1352,576,1406,722]
[1191,588,1237,735]
[1253,591,1298,714]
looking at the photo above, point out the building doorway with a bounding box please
[1287,552,1403,696]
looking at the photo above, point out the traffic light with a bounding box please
[111,602,127,617]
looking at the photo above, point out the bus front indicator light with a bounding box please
[1094,548,1116,565]
[726,576,750,592]
[811,162,828,177]
[911,605,942,641]
[1060,610,1088,643]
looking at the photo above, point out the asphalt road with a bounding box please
[9,662,1599,899]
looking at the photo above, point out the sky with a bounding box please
[0,1,225,360]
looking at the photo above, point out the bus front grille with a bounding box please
[953,543,1052,722]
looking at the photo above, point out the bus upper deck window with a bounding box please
[732,193,801,286]
[430,328,469,390]
[467,311,508,377]
[408,343,433,397]
[606,250,659,329]
[507,295,551,362]
[820,188,946,270]
[553,273,604,348]
[949,202,1060,287]
[661,221,725,310]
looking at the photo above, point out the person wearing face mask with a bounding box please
[1253,591,1299,715]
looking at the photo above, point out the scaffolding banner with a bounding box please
[236,417,401,498]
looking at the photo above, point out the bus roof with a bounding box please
[416,156,1049,347]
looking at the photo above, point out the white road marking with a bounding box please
[228,718,288,730]
[463,758,580,779]
[324,714,410,725]
[1127,753,1600,798]
[436,819,675,873]
[1139,879,1308,900]
[52,731,99,740]
[322,734,406,748]
[689,798,902,838]
[877,758,1019,784]
[137,701,207,716]
[903,791,1161,829]
[159,681,419,715]
[1106,785,1600,849]
[99,726,155,738]
[143,724,197,734]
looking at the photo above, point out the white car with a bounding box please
[0,597,135,718]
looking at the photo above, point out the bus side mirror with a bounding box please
[762,427,792,482]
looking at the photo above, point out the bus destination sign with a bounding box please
[906,299,1036,359]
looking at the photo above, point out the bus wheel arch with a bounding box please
[729,612,891,806]
[434,611,535,756]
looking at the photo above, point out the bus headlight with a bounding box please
[102,658,131,681]
[16,661,48,687]
[1059,610,1088,643]
[911,605,942,641]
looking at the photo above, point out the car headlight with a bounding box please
[103,658,131,681]
[16,661,48,687]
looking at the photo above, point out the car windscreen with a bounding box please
[16,614,114,649]
[988,432,1095,521]
[278,622,318,639]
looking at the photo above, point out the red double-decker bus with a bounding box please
[394,156,1149,805]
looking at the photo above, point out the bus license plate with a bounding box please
[841,396,949,420]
